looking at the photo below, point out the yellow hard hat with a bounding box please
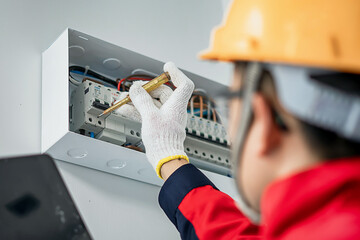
[200,0,360,74]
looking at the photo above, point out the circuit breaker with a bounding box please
[70,79,231,175]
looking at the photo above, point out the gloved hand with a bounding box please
[128,62,195,179]
[114,81,173,122]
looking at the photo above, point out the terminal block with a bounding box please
[186,115,228,146]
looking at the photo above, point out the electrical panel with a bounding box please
[42,29,236,197]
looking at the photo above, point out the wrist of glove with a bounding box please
[117,62,194,179]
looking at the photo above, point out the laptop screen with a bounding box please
[0,154,92,240]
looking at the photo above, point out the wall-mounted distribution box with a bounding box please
[42,28,237,198]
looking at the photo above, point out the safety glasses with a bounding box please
[214,88,245,131]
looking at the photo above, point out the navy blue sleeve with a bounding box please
[158,164,218,226]
[158,164,260,240]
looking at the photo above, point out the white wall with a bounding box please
[0,0,231,239]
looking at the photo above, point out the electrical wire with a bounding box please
[190,96,195,115]
[124,145,144,152]
[69,75,81,86]
[188,89,221,123]
[117,74,153,91]
[207,101,211,120]
[212,108,217,122]
[69,65,118,87]
[199,96,203,118]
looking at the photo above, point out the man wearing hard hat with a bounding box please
[119,0,360,239]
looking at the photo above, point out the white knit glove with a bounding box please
[114,81,173,122]
[129,62,195,178]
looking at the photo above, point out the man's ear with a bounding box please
[251,93,281,156]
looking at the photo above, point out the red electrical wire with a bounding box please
[117,79,124,91]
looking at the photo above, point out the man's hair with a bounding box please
[259,69,360,160]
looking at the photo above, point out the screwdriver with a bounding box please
[97,72,171,117]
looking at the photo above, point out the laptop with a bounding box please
[0,154,92,240]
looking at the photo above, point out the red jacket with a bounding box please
[159,158,360,239]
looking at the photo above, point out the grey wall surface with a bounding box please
[0,0,231,239]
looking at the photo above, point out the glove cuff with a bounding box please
[156,155,189,179]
